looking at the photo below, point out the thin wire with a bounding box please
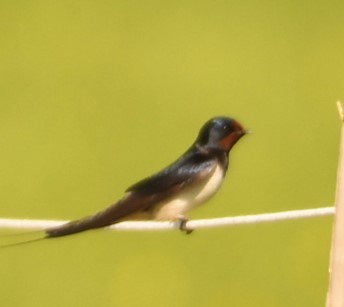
[0,206,335,232]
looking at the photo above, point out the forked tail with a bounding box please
[46,205,120,238]
[45,193,146,238]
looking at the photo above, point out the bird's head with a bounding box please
[196,117,248,153]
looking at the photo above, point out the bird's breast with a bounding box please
[152,165,225,220]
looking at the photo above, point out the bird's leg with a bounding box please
[177,215,193,235]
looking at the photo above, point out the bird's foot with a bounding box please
[177,215,193,235]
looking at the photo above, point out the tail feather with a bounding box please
[45,193,152,238]
[46,215,106,238]
[0,230,46,248]
[0,237,46,248]
[1,194,158,245]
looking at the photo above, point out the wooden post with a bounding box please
[327,101,344,307]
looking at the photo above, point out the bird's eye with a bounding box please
[223,125,227,130]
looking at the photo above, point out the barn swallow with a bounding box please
[44,116,248,238]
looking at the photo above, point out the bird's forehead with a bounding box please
[231,120,245,131]
[212,117,244,131]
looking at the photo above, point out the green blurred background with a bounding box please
[0,1,343,306]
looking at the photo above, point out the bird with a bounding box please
[44,116,248,238]
[0,116,248,248]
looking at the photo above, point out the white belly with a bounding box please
[153,165,224,220]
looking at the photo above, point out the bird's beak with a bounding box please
[237,129,251,136]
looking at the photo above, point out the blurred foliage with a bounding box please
[0,0,343,306]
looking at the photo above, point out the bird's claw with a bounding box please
[177,216,193,235]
